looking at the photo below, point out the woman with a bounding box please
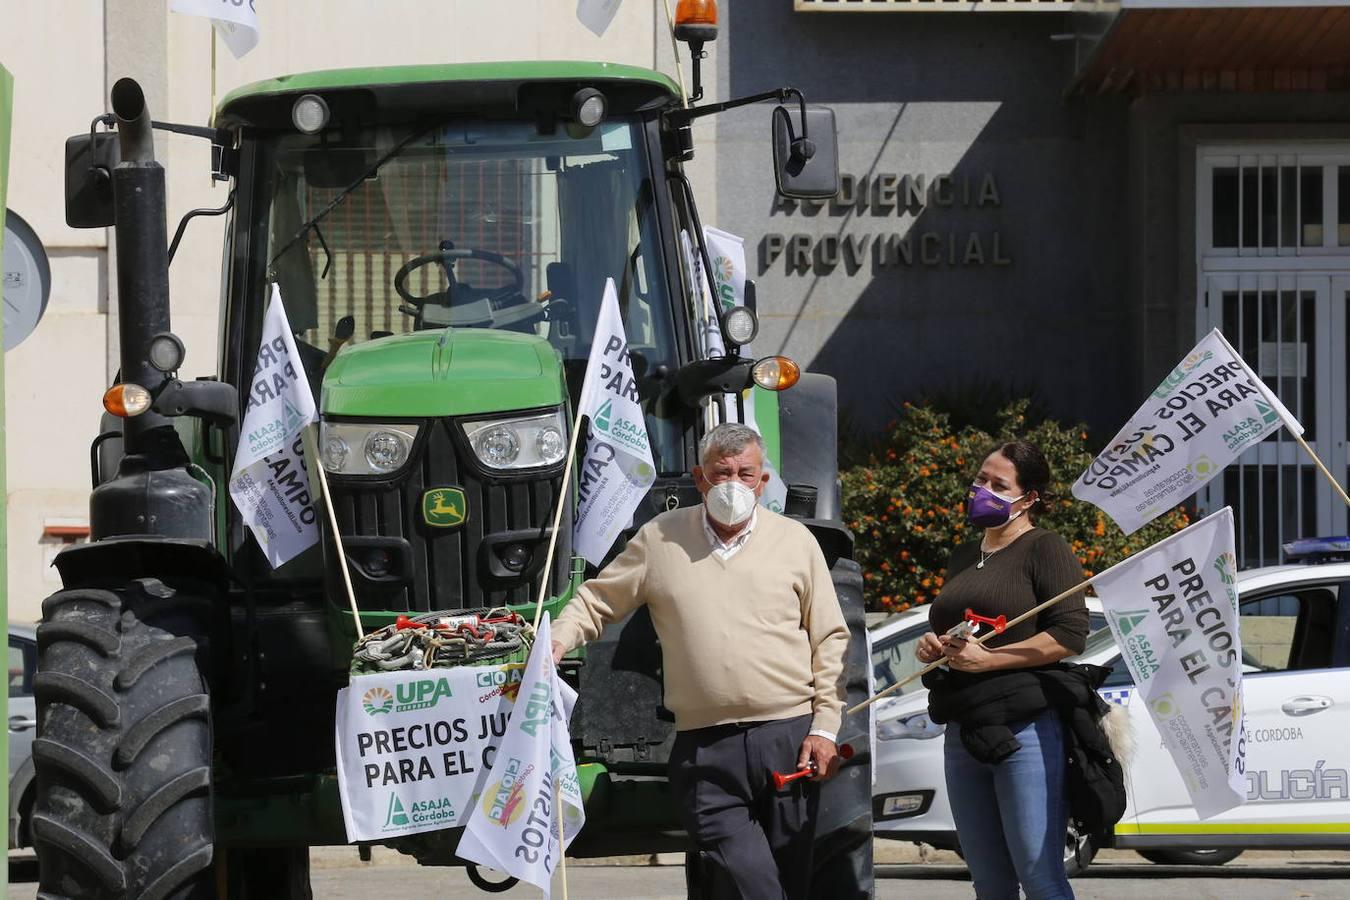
[915,441,1090,900]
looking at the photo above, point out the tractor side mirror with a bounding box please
[64,131,120,228]
[771,105,840,201]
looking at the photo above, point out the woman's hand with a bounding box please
[939,635,998,673]
[916,633,944,664]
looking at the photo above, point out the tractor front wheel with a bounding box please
[33,580,215,900]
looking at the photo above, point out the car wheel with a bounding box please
[1064,821,1097,877]
[1137,848,1243,866]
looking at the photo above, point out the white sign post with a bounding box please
[1072,328,1303,534]
[1092,508,1247,818]
[573,278,656,566]
[228,287,319,567]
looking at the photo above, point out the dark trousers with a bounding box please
[669,714,818,900]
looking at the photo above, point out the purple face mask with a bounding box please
[967,484,1026,529]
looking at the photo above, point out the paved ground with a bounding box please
[10,847,1350,898]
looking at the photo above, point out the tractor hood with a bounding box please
[320,328,564,418]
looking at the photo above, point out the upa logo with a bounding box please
[393,676,454,712]
[362,687,394,716]
[1214,551,1239,607]
[383,793,410,830]
[482,757,532,827]
[712,255,736,307]
[1152,349,1215,399]
[422,487,467,529]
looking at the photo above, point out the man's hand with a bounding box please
[552,640,566,664]
[797,735,839,783]
[939,634,998,673]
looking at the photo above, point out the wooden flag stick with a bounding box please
[555,777,569,900]
[1292,430,1350,509]
[302,425,364,639]
[847,574,1106,716]
[532,411,586,631]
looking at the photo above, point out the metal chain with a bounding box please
[351,607,534,674]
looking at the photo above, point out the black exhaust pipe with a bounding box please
[91,78,211,541]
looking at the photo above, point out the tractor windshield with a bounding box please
[262,117,680,391]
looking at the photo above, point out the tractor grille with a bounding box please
[326,417,570,612]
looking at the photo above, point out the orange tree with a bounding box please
[841,401,1192,613]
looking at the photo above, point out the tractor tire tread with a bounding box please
[140,846,214,900]
[33,671,121,728]
[115,694,211,769]
[115,636,198,691]
[37,621,121,657]
[31,739,123,811]
[41,588,122,619]
[122,766,211,849]
[30,814,127,894]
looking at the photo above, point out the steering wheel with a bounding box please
[394,247,542,329]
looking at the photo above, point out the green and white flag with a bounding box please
[573,278,655,565]
[228,286,318,567]
[1072,328,1302,534]
[458,615,585,896]
[1093,508,1246,818]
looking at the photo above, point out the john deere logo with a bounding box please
[362,687,394,715]
[384,793,410,829]
[594,399,613,433]
[422,488,467,528]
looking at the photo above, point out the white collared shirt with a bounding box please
[701,506,837,745]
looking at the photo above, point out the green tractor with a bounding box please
[36,31,871,900]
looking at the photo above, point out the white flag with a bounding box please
[229,287,319,567]
[458,615,585,896]
[1072,328,1302,534]
[576,0,623,37]
[573,278,655,565]
[1092,508,1246,818]
[171,0,260,58]
[702,226,789,513]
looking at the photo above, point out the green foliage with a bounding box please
[841,401,1193,613]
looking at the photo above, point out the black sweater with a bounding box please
[929,528,1089,654]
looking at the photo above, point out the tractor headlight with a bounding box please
[319,422,420,476]
[463,409,567,471]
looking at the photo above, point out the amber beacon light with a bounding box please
[674,0,718,42]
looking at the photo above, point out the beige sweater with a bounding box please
[553,506,850,734]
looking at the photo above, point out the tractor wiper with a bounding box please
[267,121,441,272]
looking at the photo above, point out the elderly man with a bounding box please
[551,423,849,900]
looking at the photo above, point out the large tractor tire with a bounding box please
[33,580,214,900]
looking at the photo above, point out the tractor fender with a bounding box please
[53,536,231,591]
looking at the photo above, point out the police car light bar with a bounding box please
[1282,536,1350,563]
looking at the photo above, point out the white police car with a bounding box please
[869,536,1350,871]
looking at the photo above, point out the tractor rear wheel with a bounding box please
[33,580,214,900]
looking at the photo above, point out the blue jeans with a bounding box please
[944,710,1074,900]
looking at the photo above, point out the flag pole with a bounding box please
[532,411,585,632]
[555,778,570,900]
[660,0,690,107]
[302,425,365,639]
[1291,430,1350,509]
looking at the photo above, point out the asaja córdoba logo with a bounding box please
[363,687,393,715]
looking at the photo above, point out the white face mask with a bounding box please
[705,481,757,527]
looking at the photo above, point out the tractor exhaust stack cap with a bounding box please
[111,77,155,163]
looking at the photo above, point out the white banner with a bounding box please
[335,662,528,841]
[228,287,319,567]
[1072,328,1302,534]
[576,0,623,37]
[1093,508,1247,818]
[171,0,260,58]
[458,616,585,896]
[573,278,655,565]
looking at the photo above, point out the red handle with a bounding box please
[964,608,1007,634]
[770,743,856,789]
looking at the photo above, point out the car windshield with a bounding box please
[261,116,684,467]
